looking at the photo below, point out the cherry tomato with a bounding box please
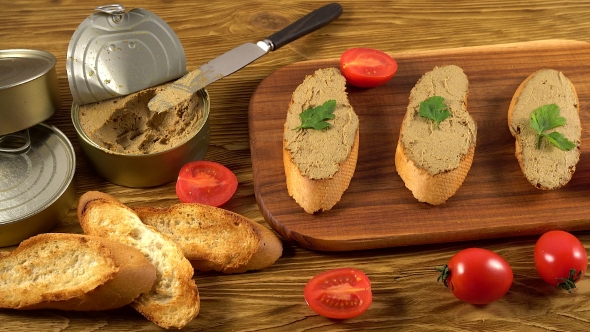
[339,48,398,88]
[534,230,588,292]
[304,267,372,319]
[175,161,238,207]
[436,248,513,305]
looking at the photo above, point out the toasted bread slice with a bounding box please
[134,203,283,274]
[78,191,199,329]
[283,67,359,214]
[508,69,581,190]
[395,65,477,205]
[0,233,156,311]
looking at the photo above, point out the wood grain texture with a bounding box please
[1,1,590,331]
[250,40,590,251]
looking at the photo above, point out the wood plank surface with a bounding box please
[2,1,590,331]
[250,39,590,251]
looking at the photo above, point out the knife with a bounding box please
[147,2,343,113]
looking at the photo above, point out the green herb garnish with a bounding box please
[419,96,451,130]
[294,99,336,130]
[530,104,575,151]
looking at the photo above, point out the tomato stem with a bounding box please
[435,265,451,288]
[556,268,583,293]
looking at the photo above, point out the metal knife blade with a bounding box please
[148,2,343,113]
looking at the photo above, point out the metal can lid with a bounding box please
[0,123,76,224]
[0,49,57,90]
[67,5,187,105]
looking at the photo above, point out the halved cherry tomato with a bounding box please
[436,248,513,305]
[175,161,238,207]
[339,48,398,88]
[303,267,372,319]
[534,230,588,292]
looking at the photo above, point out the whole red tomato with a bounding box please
[437,248,513,305]
[534,230,588,292]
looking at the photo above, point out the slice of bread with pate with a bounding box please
[508,69,581,190]
[133,203,283,274]
[395,65,477,205]
[78,191,199,329]
[283,67,359,214]
[0,233,156,311]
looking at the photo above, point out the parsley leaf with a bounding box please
[419,96,451,130]
[294,99,337,130]
[530,104,575,151]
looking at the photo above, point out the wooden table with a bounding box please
[2,1,590,331]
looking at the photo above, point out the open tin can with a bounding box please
[0,50,76,247]
[68,5,210,187]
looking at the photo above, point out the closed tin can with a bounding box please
[0,49,61,135]
[0,124,76,247]
[71,88,210,187]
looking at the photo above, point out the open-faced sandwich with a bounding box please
[283,67,359,214]
[395,65,477,205]
[508,69,581,190]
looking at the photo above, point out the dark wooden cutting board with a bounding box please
[249,39,590,251]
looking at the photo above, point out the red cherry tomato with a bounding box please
[339,48,398,88]
[534,230,588,292]
[175,161,238,207]
[437,248,513,305]
[304,267,372,319]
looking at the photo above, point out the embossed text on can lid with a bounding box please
[66,5,187,105]
[0,123,76,224]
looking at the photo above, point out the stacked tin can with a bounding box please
[0,49,76,247]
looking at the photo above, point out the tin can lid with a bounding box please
[0,123,76,224]
[66,5,187,105]
[0,49,56,90]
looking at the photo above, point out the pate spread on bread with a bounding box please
[508,69,581,190]
[395,65,477,205]
[283,67,359,214]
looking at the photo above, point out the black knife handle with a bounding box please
[266,3,343,51]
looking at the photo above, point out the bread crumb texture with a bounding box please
[0,234,117,308]
[400,65,476,175]
[82,199,199,329]
[509,69,580,189]
[283,67,359,179]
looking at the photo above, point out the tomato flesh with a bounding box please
[340,48,398,88]
[304,268,372,319]
[175,161,238,207]
[534,230,587,291]
[439,248,513,305]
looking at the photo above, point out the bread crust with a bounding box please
[507,69,581,190]
[395,65,476,205]
[78,191,199,329]
[0,233,156,311]
[134,203,283,274]
[284,128,359,214]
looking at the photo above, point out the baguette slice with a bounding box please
[78,191,199,329]
[283,67,359,214]
[395,65,477,205]
[508,69,581,190]
[0,233,156,311]
[134,203,283,274]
